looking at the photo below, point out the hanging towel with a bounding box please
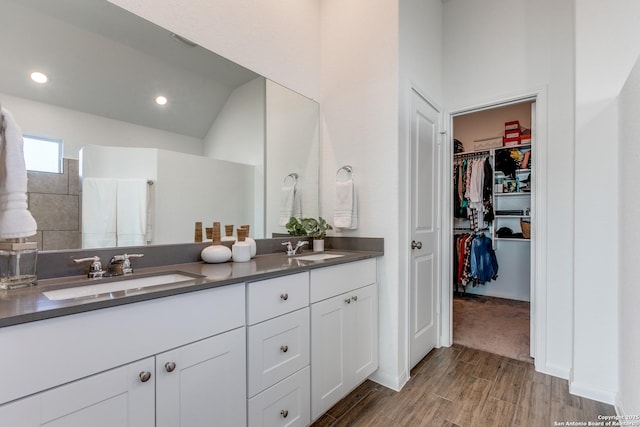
[279,184,301,226]
[334,179,358,229]
[0,107,37,239]
[116,179,148,247]
[82,177,117,248]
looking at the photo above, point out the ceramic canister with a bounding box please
[201,222,231,263]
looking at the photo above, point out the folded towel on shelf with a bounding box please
[334,179,358,230]
[116,179,148,247]
[279,184,301,226]
[82,177,117,248]
[0,107,37,239]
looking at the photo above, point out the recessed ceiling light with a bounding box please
[30,71,48,84]
[155,96,168,106]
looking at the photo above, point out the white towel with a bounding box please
[116,179,148,247]
[334,179,358,229]
[0,107,37,239]
[279,184,301,226]
[82,177,117,248]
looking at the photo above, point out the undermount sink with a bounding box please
[294,253,345,261]
[43,272,204,301]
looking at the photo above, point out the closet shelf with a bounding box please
[495,168,531,174]
[494,237,531,242]
[494,143,531,151]
[495,215,531,219]
[495,192,530,197]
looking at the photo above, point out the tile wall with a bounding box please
[26,159,80,250]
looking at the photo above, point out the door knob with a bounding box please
[411,240,422,250]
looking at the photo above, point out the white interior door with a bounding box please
[409,89,441,369]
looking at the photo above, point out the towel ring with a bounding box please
[284,173,298,186]
[336,165,353,181]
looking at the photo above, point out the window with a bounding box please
[23,135,62,173]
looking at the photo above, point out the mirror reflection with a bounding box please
[0,0,319,250]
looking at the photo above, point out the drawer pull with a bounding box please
[345,298,351,304]
[280,345,289,353]
[139,371,152,383]
[280,410,289,418]
[164,362,176,373]
[352,295,358,302]
[280,293,289,301]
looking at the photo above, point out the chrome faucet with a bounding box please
[281,241,309,256]
[73,256,105,279]
[106,253,144,276]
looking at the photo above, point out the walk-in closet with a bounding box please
[451,101,534,363]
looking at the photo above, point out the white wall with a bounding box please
[574,0,640,404]
[319,0,401,389]
[0,93,204,159]
[265,80,320,236]
[204,77,265,165]
[156,150,255,244]
[107,0,321,101]
[443,0,575,381]
[617,56,640,417]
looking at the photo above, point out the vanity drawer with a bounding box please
[248,366,310,427]
[247,272,309,325]
[310,258,376,303]
[247,307,310,397]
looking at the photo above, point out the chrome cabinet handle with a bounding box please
[280,345,288,353]
[139,371,152,383]
[352,295,358,302]
[280,293,289,301]
[164,362,176,373]
[345,298,351,304]
[411,240,423,250]
[280,410,289,418]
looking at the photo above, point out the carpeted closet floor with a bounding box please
[453,294,533,363]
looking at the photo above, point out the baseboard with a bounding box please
[369,368,408,392]
[569,380,617,405]
[537,361,571,380]
[615,394,624,416]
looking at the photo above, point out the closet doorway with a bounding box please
[450,99,535,363]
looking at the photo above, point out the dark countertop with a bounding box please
[0,250,382,328]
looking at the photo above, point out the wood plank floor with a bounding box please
[311,345,616,426]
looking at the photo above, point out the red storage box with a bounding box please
[521,133,532,144]
[504,120,520,131]
[505,130,521,139]
[503,136,521,147]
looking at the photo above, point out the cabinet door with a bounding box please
[347,284,379,386]
[13,357,155,427]
[156,327,246,427]
[310,294,349,420]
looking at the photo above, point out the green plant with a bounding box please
[285,217,307,236]
[285,217,333,239]
[304,217,333,239]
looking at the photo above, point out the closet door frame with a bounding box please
[440,88,548,371]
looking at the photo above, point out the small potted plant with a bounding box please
[285,217,310,236]
[304,217,333,252]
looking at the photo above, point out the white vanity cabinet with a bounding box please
[0,357,156,427]
[246,272,311,427]
[310,259,378,421]
[0,283,246,427]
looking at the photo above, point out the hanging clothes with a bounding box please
[453,233,499,288]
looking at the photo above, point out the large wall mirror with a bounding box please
[0,0,319,250]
